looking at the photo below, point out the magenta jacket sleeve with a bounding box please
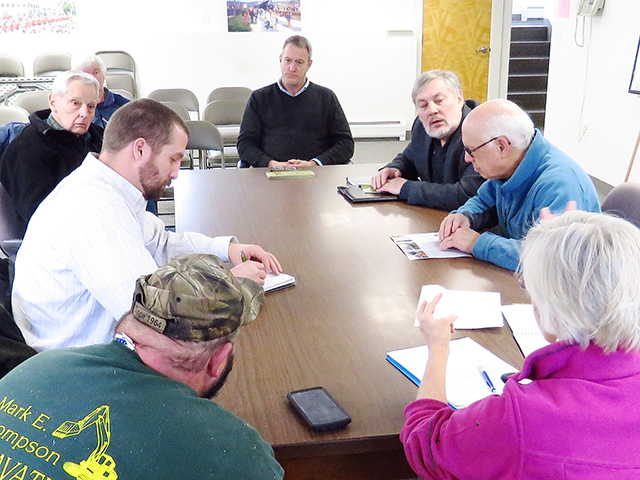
[400,395,521,479]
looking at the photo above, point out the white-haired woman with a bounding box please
[72,53,129,128]
[401,211,640,479]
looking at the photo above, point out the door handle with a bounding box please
[475,46,491,54]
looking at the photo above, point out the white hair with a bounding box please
[520,211,640,353]
[71,53,106,77]
[481,101,534,150]
[51,70,100,98]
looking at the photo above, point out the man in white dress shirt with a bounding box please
[12,99,282,352]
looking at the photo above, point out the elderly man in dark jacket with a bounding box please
[0,70,103,235]
[371,70,484,211]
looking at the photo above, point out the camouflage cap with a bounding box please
[131,254,264,342]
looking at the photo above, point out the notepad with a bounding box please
[263,273,296,293]
[265,170,315,179]
[387,337,515,409]
[390,233,472,260]
[502,304,550,357]
[415,285,503,329]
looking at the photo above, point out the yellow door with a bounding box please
[422,0,492,102]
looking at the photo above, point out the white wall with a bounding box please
[6,0,423,132]
[544,1,640,185]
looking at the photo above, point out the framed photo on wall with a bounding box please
[227,1,301,33]
[630,35,640,94]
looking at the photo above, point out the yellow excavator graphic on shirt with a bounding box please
[52,405,118,479]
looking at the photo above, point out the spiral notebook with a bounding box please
[387,337,515,409]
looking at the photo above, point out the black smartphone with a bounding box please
[287,386,351,431]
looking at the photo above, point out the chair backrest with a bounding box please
[206,86,252,105]
[0,106,29,125]
[202,99,246,126]
[110,88,134,101]
[148,89,199,119]
[95,50,135,74]
[0,54,24,77]
[13,91,50,114]
[601,182,640,228]
[32,52,72,77]
[105,73,136,98]
[185,121,225,168]
[161,102,190,122]
[185,121,223,150]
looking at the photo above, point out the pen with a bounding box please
[478,365,497,394]
[241,250,248,262]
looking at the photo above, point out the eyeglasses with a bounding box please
[464,137,501,158]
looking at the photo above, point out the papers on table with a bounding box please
[390,233,472,260]
[263,273,296,293]
[346,175,373,188]
[415,285,504,330]
[387,337,515,409]
[502,304,550,357]
[345,176,378,194]
[265,170,315,179]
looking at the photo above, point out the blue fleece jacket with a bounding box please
[456,130,600,270]
[92,87,129,128]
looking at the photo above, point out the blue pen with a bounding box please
[478,365,497,394]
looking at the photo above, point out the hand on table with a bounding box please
[285,159,318,167]
[439,227,479,254]
[438,212,471,242]
[267,159,318,168]
[375,177,407,195]
[370,167,401,190]
[230,261,267,285]
[228,243,283,275]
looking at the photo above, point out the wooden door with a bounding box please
[422,0,492,102]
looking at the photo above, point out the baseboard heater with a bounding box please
[349,121,406,141]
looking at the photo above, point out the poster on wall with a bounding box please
[630,36,640,95]
[0,0,77,34]
[227,1,300,33]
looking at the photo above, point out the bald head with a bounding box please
[463,99,534,150]
[461,100,535,180]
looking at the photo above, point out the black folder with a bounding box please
[337,186,398,203]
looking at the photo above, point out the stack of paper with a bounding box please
[387,337,515,409]
[263,273,296,293]
[502,304,550,357]
[415,285,504,329]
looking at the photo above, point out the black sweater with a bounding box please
[237,82,354,167]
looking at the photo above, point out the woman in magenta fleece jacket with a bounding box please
[401,211,640,480]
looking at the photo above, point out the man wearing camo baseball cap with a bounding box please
[0,254,283,479]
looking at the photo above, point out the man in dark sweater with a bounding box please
[371,70,484,211]
[0,70,103,235]
[237,35,354,168]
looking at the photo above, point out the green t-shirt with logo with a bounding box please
[0,341,284,479]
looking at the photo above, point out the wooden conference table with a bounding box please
[173,164,530,480]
